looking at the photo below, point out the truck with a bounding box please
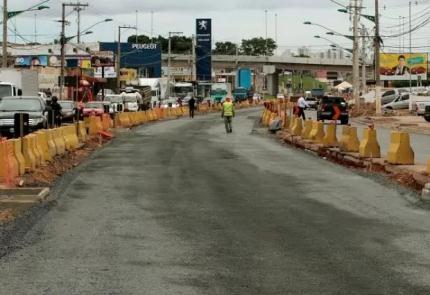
[234,68,253,102]
[0,69,39,99]
[128,78,168,107]
[210,83,231,103]
[173,82,195,104]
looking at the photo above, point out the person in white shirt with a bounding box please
[297,96,310,120]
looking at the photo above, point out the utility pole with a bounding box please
[150,11,154,38]
[167,31,182,98]
[409,1,412,93]
[275,13,278,55]
[374,0,382,115]
[2,0,8,68]
[191,34,196,81]
[264,9,268,56]
[74,3,86,44]
[135,10,138,44]
[59,2,88,100]
[361,25,367,94]
[117,25,136,90]
[351,0,361,110]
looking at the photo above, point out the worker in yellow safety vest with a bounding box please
[222,97,235,133]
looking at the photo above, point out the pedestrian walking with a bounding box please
[297,96,310,120]
[222,97,235,133]
[188,97,196,118]
[50,96,62,127]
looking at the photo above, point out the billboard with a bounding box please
[119,68,138,82]
[380,53,428,81]
[99,42,162,78]
[15,55,48,66]
[196,18,212,81]
[91,51,114,67]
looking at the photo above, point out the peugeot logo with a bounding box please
[198,20,208,31]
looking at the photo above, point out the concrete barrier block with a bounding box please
[11,139,25,175]
[323,123,338,147]
[22,135,37,171]
[291,118,303,136]
[309,121,325,144]
[359,128,381,158]
[301,120,313,139]
[52,128,66,155]
[387,131,414,165]
[35,131,52,162]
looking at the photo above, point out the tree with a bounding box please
[213,41,238,55]
[128,34,192,54]
[240,37,277,56]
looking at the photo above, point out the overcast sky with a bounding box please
[7,0,429,54]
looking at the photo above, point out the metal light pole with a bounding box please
[351,0,361,110]
[60,3,66,99]
[374,0,382,115]
[361,25,367,94]
[117,25,136,90]
[408,1,412,93]
[2,0,8,68]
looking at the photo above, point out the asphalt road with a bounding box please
[305,110,430,163]
[1,109,430,294]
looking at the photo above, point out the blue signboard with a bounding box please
[196,18,212,81]
[99,42,161,78]
[15,55,48,66]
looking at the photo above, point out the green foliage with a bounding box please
[213,42,238,55]
[240,37,277,56]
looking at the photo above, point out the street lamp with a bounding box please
[79,18,113,43]
[303,21,347,38]
[64,30,93,43]
[117,25,137,90]
[2,0,50,67]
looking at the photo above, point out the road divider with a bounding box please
[323,123,338,147]
[387,132,414,165]
[359,128,381,158]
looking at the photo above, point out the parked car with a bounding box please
[58,100,76,122]
[276,93,285,100]
[96,89,115,101]
[83,101,105,117]
[382,93,410,110]
[424,105,430,122]
[415,100,430,116]
[381,88,408,105]
[305,97,318,110]
[0,96,48,136]
[317,96,349,125]
[104,94,124,114]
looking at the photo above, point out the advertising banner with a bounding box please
[380,53,428,81]
[119,68,138,82]
[15,55,48,66]
[94,67,116,78]
[196,18,212,81]
[91,51,115,67]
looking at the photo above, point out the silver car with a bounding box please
[381,89,408,105]
[382,93,410,110]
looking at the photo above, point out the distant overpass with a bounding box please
[162,54,353,74]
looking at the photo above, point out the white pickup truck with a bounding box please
[410,93,430,115]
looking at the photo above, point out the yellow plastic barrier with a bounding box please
[35,131,52,162]
[117,112,131,127]
[61,127,72,151]
[359,128,381,158]
[11,139,25,175]
[88,116,102,135]
[45,129,57,158]
[291,118,303,136]
[22,135,37,171]
[66,125,80,149]
[387,131,414,165]
[288,117,297,133]
[301,120,313,139]
[32,134,44,166]
[309,121,325,144]
[323,123,338,147]
[52,128,66,155]
[77,121,87,142]
[0,140,18,183]
[101,114,111,131]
